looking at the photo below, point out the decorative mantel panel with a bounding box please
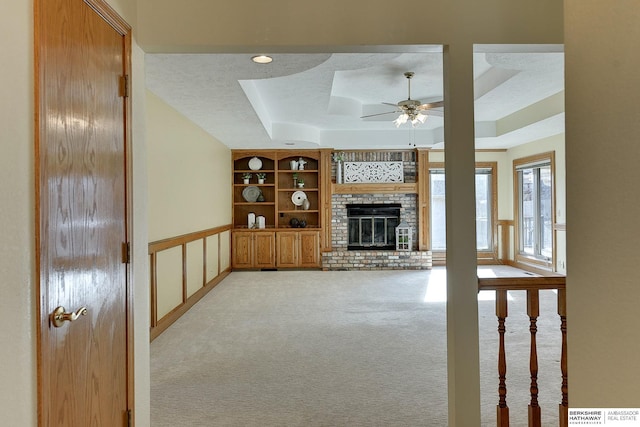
[343,161,404,183]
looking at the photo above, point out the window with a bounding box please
[514,153,554,266]
[475,168,493,251]
[429,163,497,256]
[430,170,446,250]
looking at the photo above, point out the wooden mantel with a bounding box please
[332,182,418,194]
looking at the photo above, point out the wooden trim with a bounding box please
[150,270,231,341]
[497,220,514,263]
[181,244,188,303]
[231,149,322,162]
[202,238,207,286]
[149,224,232,254]
[320,149,333,252]
[554,223,566,231]
[218,233,222,275]
[478,275,566,292]
[84,0,130,34]
[503,259,557,276]
[332,182,418,194]
[417,148,430,250]
[150,252,158,328]
[477,252,500,264]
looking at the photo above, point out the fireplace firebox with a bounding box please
[346,204,401,250]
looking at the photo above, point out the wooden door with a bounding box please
[276,231,298,267]
[254,231,276,268]
[299,231,320,267]
[35,0,132,425]
[232,231,254,268]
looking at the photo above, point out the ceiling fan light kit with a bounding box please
[361,71,443,128]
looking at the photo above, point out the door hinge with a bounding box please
[119,74,129,98]
[127,409,133,427]
[122,241,130,264]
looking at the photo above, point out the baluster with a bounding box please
[558,288,568,427]
[496,289,509,426]
[527,290,541,426]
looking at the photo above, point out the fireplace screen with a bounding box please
[347,204,401,250]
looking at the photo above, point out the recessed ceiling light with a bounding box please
[251,55,273,64]
[284,142,295,146]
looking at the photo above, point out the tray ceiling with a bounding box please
[145,46,564,150]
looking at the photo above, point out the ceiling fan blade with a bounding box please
[417,100,444,110]
[360,111,399,119]
[382,102,400,107]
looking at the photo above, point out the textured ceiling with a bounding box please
[145,47,564,150]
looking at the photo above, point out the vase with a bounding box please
[243,178,250,184]
[258,178,265,184]
[336,161,343,184]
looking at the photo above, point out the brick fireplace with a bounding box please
[322,192,432,270]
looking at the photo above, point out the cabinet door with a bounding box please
[254,231,276,268]
[299,231,320,267]
[232,232,253,268]
[276,231,298,268]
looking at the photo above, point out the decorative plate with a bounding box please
[291,190,307,206]
[242,186,261,202]
[248,157,262,171]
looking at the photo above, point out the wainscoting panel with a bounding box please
[186,241,204,298]
[205,235,220,283]
[156,247,183,319]
[149,225,232,340]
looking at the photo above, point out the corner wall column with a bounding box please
[444,43,482,426]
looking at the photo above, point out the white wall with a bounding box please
[0,1,36,424]
[146,90,231,241]
[146,90,231,321]
[565,0,640,406]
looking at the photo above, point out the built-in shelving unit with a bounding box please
[231,150,324,269]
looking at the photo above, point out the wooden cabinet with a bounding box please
[298,231,321,267]
[231,150,326,270]
[276,230,320,268]
[232,231,276,269]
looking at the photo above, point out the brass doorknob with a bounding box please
[51,306,88,328]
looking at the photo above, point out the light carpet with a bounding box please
[151,268,562,426]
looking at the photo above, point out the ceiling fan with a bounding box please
[361,71,444,127]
